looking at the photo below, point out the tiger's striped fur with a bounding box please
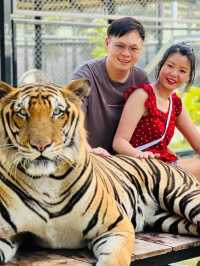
[0,80,199,266]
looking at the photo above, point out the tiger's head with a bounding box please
[0,79,90,177]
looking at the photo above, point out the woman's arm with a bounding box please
[113,89,157,158]
[176,107,200,154]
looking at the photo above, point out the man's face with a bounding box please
[105,30,144,72]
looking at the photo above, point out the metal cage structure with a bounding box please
[1,0,200,85]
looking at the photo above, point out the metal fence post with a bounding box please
[11,0,17,86]
[34,0,42,69]
[0,0,6,82]
[0,0,17,85]
[157,0,163,50]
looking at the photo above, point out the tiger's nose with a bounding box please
[30,142,52,152]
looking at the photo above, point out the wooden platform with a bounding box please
[5,233,200,266]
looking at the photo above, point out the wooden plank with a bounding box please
[6,250,94,266]
[133,245,200,266]
[3,233,200,266]
[5,247,96,266]
[133,238,172,260]
[136,233,200,251]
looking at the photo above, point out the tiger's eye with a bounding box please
[16,109,27,118]
[53,107,65,117]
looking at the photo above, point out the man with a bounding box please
[72,17,148,154]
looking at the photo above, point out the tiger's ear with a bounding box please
[0,81,15,98]
[65,79,91,99]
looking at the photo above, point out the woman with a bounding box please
[113,42,200,179]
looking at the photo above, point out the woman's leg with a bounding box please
[177,155,200,181]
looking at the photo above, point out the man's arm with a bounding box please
[72,64,110,156]
[71,64,91,113]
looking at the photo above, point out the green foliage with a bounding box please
[86,20,107,58]
[181,257,200,266]
[183,86,200,124]
[170,137,189,151]
[170,86,200,152]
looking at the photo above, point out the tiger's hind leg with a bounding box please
[161,184,200,226]
[151,211,200,236]
[0,238,18,263]
[91,217,134,266]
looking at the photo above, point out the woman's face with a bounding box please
[158,52,191,91]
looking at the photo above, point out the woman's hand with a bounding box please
[86,143,110,156]
[136,151,160,159]
[91,147,110,156]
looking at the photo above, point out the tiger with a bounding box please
[0,79,200,266]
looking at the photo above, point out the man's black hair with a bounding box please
[107,17,145,40]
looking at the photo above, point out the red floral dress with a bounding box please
[124,83,182,163]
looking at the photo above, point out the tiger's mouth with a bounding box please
[20,156,57,177]
[34,155,54,165]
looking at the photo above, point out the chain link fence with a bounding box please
[15,0,157,16]
[12,0,200,85]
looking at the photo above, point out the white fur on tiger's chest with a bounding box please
[38,208,97,250]
[32,177,65,202]
[42,220,86,249]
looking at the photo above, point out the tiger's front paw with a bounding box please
[0,238,18,264]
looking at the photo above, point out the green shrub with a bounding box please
[170,86,200,151]
[86,19,107,58]
[183,86,200,124]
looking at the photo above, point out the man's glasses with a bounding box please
[111,42,141,55]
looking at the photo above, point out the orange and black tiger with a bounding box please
[0,79,199,266]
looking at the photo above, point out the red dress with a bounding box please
[124,83,182,163]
